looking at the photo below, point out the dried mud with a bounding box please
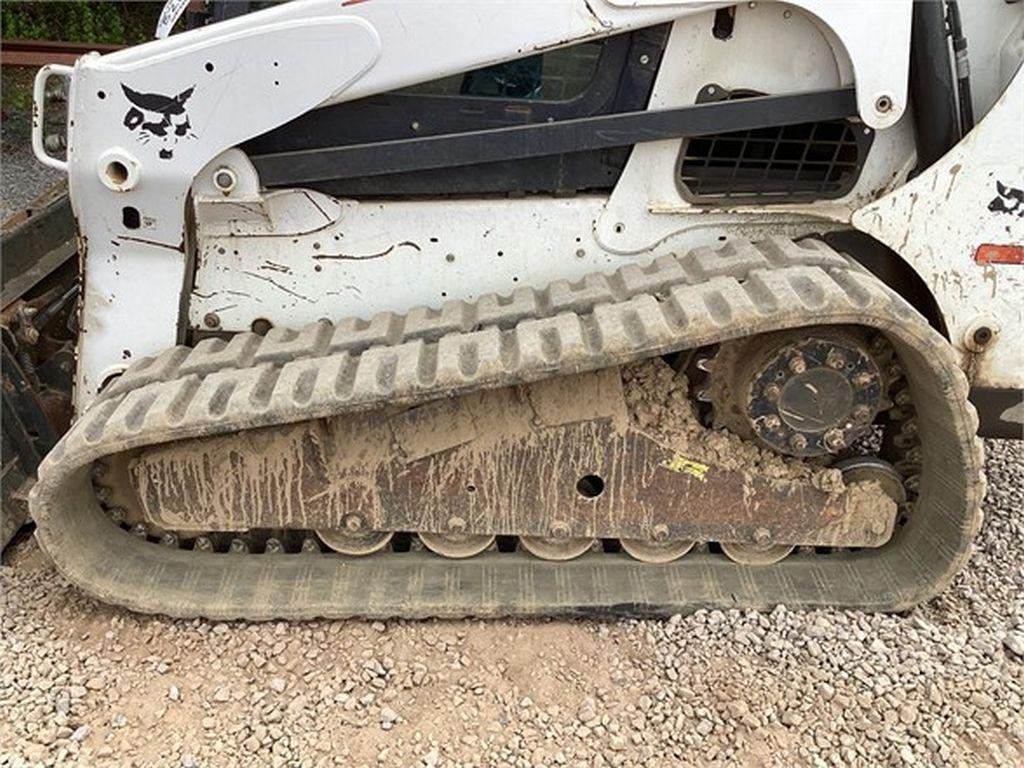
[621,358,847,493]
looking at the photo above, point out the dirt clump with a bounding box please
[621,358,845,492]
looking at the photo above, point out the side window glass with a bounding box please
[401,40,605,101]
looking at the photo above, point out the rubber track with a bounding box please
[29,239,985,619]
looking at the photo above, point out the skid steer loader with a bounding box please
[13,0,1023,619]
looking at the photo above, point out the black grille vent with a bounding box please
[678,89,872,204]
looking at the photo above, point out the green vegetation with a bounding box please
[1,1,164,45]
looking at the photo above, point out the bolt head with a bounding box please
[213,166,237,193]
[789,433,808,451]
[826,351,846,370]
[344,514,364,532]
[788,356,807,374]
[852,405,872,423]
[447,516,467,533]
[550,521,571,538]
[753,527,772,546]
[160,533,178,547]
[652,524,670,543]
[194,536,213,552]
[203,312,220,329]
[823,428,846,452]
[230,538,248,554]
[763,414,782,430]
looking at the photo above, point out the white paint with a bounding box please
[595,6,917,255]
[29,0,931,412]
[852,68,1024,390]
[958,0,1024,119]
[64,11,383,405]
[606,0,914,130]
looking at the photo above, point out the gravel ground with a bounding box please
[1,140,64,225]
[1,141,63,224]
[1,68,65,225]
[1,439,1021,768]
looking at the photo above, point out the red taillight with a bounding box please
[975,244,1024,264]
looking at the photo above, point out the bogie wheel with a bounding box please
[520,536,594,561]
[720,542,795,566]
[317,529,393,556]
[418,532,495,559]
[620,538,695,563]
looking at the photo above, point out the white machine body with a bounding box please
[29,0,1023,415]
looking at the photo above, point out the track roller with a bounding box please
[519,536,595,561]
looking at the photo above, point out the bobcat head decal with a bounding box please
[121,83,197,160]
[988,180,1024,218]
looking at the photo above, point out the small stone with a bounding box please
[727,700,749,719]
[898,703,918,725]
[269,678,287,694]
[781,710,803,727]
[70,725,91,743]
[577,697,597,723]
[970,691,994,709]
[1003,631,1024,657]
[168,685,181,701]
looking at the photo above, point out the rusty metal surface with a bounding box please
[125,369,895,549]
[1,39,124,68]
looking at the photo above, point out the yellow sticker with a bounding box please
[659,454,710,482]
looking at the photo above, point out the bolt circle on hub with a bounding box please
[744,333,885,457]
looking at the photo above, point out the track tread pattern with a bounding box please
[31,238,984,619]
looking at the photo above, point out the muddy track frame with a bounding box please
[30,239,985,619]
